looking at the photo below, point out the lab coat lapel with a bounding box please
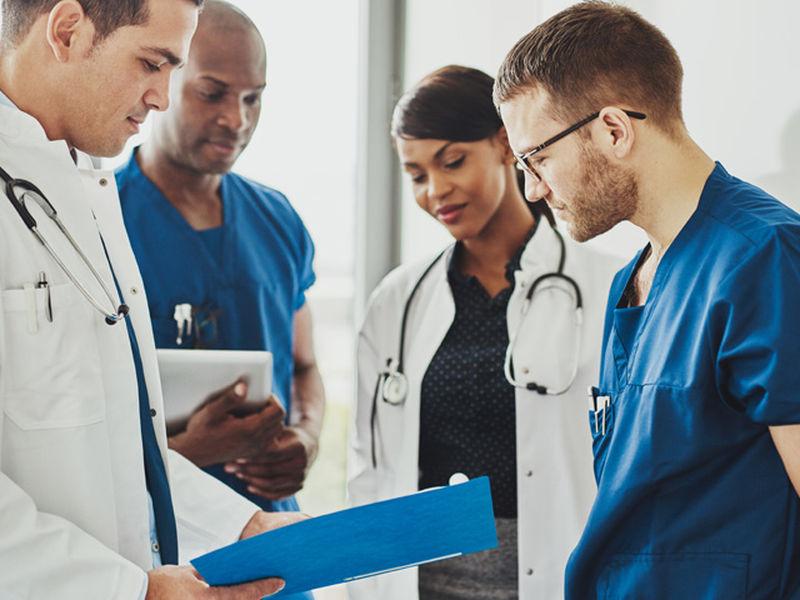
[517,217,564,288]
[507,220,576,388]
[387,248,455,493]
[86,166,170,467]
[403,248,455,381]
[0,107,110,295]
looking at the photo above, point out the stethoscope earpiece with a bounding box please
[105,303,130,325]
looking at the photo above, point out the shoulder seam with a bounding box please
[695,204,761,248]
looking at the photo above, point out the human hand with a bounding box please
[239,509,310,540]
[168,380,285,467]
[224,426,319,501]
[146,564,284,599]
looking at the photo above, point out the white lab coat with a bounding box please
[0,104,260,598]
[349,218,623,599]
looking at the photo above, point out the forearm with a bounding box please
[770,424,800,497]
[290,363,325,439]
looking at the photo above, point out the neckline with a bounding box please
[448,201,542,283]
[125,150,234,279]
[129,148,232,236]
[613,161,724,311]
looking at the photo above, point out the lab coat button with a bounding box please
[525,470,533,477]
[152,541,160,553]
[150,408,157,417]
[99,177,108,187]
[526,568,534,576]
[130,286,139,295]
[522,367,530,375]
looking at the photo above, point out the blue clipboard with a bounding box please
[191,476,497,596]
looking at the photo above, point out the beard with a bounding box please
[562,145,639,242]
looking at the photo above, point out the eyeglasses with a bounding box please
[514,109,647,182]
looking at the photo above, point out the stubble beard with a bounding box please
[566,146,639,243]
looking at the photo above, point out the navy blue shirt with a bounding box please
[419,223,536,518]
[116,152,315,512]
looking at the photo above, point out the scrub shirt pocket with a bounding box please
[1,282,106,429]
[152,313,179,348]
[598,552,750,600]
[588,392,616,482]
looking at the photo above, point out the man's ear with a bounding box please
[45,0,93,63]
[596,107,636,160]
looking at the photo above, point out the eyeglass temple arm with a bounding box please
[523,109,647,160]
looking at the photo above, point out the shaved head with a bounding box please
[146,0,267,175]
[193,0,265,72]
[201,0,256,28]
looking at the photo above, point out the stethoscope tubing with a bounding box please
[2,166,128,325]
[369,220,584,467]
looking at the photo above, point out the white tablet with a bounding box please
[156,349,273,422]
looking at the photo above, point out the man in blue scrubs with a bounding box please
[497,3,800,599]
[116,0,325,526]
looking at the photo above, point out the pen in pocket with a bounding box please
[36,271,53,323]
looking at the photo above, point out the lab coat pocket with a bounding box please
[1,283,105,429]
[598,552,749,600]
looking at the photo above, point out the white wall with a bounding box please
[399,0,800,263]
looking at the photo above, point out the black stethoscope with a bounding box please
[369,217,583,468]
[1,165,129,325]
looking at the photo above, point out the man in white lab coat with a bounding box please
[0,1,299,598]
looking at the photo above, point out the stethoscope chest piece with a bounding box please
[382,371,409,406]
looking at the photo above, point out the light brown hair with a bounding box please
[494,1,684,136]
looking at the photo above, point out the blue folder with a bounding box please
[191,476,497,596]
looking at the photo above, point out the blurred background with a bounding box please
[106,1,800,597]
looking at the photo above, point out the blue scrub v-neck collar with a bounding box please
[614,161,725,311]
[129,150,234,278]
[609,162,725,380]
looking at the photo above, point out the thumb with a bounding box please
[206,380,248,419]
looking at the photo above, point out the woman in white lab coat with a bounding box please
[348,65,622,600]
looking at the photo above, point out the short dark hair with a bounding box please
[494,1,683,135]
[1,0,204,47]
[392,65,503,142]
[392,64,555,224]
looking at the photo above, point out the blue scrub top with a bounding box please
[566,163,800,599]
[116,152,316,513]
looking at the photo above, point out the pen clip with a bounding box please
[588,386,611,436]
[588,386,600,433]
[173,303,193,346]
[36,271,53,323]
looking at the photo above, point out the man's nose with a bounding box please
[523,171,550,202]
[143,71,172,112]
[217,98,248,132]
